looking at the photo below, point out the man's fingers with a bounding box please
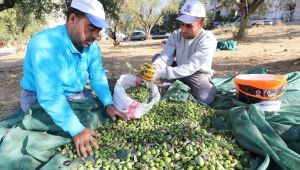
[91,130,100,138]
[75,141,81,157]
[111,114,116,121]
[106,105,130,121]
[85,143,94,157]
[111,115,117,121]
[127,113,134,119]
[116,112,129,121]
[90,138,99,150]
[79,143,87,158]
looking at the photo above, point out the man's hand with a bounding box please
[139,63,159,81]
[106,105,129,121]
[73,128,99,158]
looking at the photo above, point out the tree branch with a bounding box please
[237,0,246,18]
[153,13,163,27]
[248,0,265,15]
[137,5,148,29]
[0,0,16,12]
[138,13,148,28]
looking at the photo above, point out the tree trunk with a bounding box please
[146,28,151,40]
[148,25,155,40]
[235,16,249,40]
[235,0,265,40]
[113,20,120,47]
[145,24,156,40]
[0,0,15,12]
[144,26,150,40]
[147,31,151,40]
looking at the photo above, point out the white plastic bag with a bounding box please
[113,74,161,119]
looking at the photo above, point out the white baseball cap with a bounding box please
[71,0,109,29]
[176,0,206,24]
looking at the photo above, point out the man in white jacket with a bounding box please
[143,0,217,104]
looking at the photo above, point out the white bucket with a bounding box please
[254,100,281,112]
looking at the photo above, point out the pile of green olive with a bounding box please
[59,86,253,170]
[126,86,151,103]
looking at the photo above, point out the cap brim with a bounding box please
[86,13,109,29]
[176,14,198,24]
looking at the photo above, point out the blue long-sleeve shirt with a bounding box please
[20,25,113,136]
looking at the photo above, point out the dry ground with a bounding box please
[1,24,300,119]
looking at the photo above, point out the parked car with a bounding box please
[234,17,273,26]
[212,21,224,28]
[130,31,147,41]
[151,33,170,39]
[263,19,273,26]
[116,32,127,42]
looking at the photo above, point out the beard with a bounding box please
[182,33,195,39]
[81,37,95,47]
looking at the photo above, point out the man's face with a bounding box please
[180,19,204,39]
[68,14,101,50]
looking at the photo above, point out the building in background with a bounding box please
[264,0,300,21]
[207,0,300,22]
[295,0,300,19]
[207,0,236,18]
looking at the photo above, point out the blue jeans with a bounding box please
[19,89,95,112]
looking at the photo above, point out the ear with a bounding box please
[200,21,205,27]
[68,13,77,25]
[198,20,205,28]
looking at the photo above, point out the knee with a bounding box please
[193,86,217,105]
[20,90,38,113]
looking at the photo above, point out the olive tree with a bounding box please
[0,0,62,18]
[0,6,46,42]
[0,0,64,45]
[118,15,140,40]
[215,0,266,39]
[127,0,180,39]
[235,0,265,39]
[101,0,127,46]
[218,0,267,40]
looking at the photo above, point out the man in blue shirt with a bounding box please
[19,0,128,158]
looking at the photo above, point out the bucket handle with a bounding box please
[236,81,288,100]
